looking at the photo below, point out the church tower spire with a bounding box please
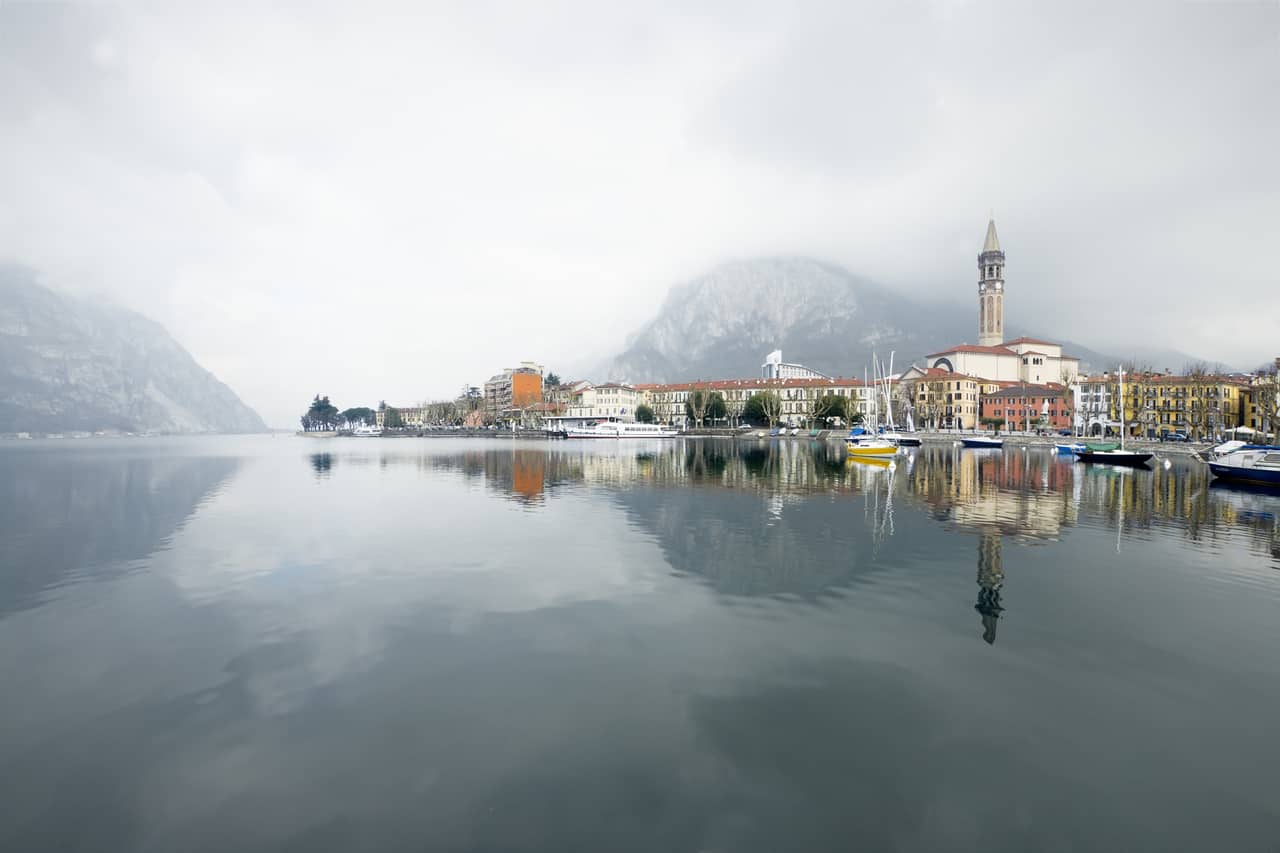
[977,218,1005,346]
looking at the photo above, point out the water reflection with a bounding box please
[307,439,1280,575]
[976,533,1005,645]
[0,450,239,617]
[309,452,334,477]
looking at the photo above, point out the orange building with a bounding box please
[511,371,543,409]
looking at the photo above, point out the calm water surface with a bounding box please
[2,436,1278,852]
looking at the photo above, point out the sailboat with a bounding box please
[848,363,897,457]
[874,352,922,447]
[1073,367,1153,467]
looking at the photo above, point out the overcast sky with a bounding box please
[2,1,1276,426]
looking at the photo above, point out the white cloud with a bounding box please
[1,1,1276,425]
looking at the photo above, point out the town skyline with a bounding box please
[3,2,1276,428]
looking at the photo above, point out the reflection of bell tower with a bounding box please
[977,219,1005,347]
[975,532,1005,645]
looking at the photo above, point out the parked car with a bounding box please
[1162,431,1189,442]
[1057,429,1073,436]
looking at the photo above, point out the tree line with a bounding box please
[300,395,378,431]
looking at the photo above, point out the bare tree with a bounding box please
[1183,361,1212,441]
[686,385,711,429]
[1255,363,1279,442]
[759,391,783,427]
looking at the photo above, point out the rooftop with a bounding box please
[927,344,1019,357]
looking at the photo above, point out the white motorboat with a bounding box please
[352,425,382,437]
[565,421,678,439]
[1207,449,1280,487]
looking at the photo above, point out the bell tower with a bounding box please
[977,218,1005,346]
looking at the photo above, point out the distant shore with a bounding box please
[292,428,1219,457]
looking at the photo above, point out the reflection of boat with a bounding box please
[847,455,893,468]
[961,436,1004,449]
[1207,449,1280,487]
[566,422,678,438]
[847,439,897,457]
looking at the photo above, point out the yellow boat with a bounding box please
[846,439,897,457]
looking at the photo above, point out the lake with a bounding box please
[2,436,1278,852]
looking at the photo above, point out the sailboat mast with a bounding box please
[1119,366,1126,451]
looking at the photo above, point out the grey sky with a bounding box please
[2,1,1276,426]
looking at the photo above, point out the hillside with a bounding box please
[606,257,1205,382]
[0,266,267,434]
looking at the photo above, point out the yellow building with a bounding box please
[1103,373,1249,440]
[900,368,1003,430]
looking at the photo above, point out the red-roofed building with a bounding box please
[980,384,1072,432]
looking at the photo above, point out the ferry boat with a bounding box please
[565,422,678,439]
[961,436,1004,449]
[1207,449,1280,487]
[352,425,382,437]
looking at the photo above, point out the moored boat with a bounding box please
[881,431,922,447]
[1074,446,1153,467]
[961,436,1004,449]
[1207,449,1280,487]
[566,422,678,438]
[1055,442,1086,454]
[847,438,898,457]
[1073,369,1153,468]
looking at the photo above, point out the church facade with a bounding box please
[899,220,1081,429]
[919,220,1080,387]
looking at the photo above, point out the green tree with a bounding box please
[742,391,783,426]
[707,392,727,422]
[809,393,848,426]
[635,403,655,424]
[545,372,561,387]
[302,394,340,431]
[340,406,375,427]
[384,407,404,429]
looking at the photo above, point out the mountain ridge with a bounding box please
[0,265,267,434]
[604,257,1210,383]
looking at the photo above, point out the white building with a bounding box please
[566,383,641,421]
[919,220,1080,387]
[762,350,830,381]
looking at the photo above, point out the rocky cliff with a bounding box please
[607,257,968,382]
[0,266,267,434]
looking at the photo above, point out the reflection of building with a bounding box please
[762,349,830,380]
[975,533,1005,645]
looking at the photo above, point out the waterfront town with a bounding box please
[315,221,1278,444]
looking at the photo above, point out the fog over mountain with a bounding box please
[605,258,1206,384]
[1,3,1274,423]
[0,267,267,434]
